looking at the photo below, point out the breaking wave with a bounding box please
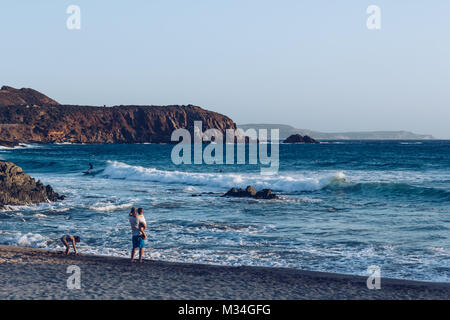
[0,232,51,248]
[89,201,134,212]
[100,161,450,200]
[101,161,346,192]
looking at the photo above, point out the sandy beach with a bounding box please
[0,245,448,300]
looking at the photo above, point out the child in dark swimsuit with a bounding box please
[61,235,80,255]
[137,208,148,240]
[138,222,148,239]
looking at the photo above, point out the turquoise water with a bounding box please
[0,141,449,282]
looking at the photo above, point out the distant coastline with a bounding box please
[239,124,435,141]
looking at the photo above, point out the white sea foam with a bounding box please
[51,207,71,213]
[54,142,86,145]
[5,202,60,212]
[20,144,42,148]
[17,233,49,247]
[0,143,41,150]
[89,201,134,212]
[101,161,346,192]
[0,145,21,150]
[33,213,48,219]
[0,232,51,248]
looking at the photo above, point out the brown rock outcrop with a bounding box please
[0,161,64,208]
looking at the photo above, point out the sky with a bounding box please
[1,1,449,138]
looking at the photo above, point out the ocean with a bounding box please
[0,141,449,282]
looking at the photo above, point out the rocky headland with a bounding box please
[0,86,239,145]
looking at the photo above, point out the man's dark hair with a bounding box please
[74,236,81,243]
[138,208,143,214]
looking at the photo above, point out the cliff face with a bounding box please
[0,86,59,107]
[0,161,64,208]
[0,87,239,145]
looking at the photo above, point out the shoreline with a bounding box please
[2,139,450,148]
[1,245,449,300]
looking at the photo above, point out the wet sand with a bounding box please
[0,245,448,300]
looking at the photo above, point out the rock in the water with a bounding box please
[222,185,279,200]
[0,161,65,208]
[254,189,278,199]
[245,186,257,197]
[283,134,318,144]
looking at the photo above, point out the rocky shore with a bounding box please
[0,161,64,208]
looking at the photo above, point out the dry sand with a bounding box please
[0,245,448,300]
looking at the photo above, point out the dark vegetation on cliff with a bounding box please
[0,86,238,145]
[0,161,64,208]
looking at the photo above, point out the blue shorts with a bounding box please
[132,235,145,249]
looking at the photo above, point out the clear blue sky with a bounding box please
[1,1,449,138]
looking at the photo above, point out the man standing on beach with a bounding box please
[129,207,146,263]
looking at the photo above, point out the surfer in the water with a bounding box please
[83,162,94,175]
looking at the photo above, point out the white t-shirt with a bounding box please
[129,215,146,237]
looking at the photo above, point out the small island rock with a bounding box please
[283,134,318,144]
[223,185,279,200]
